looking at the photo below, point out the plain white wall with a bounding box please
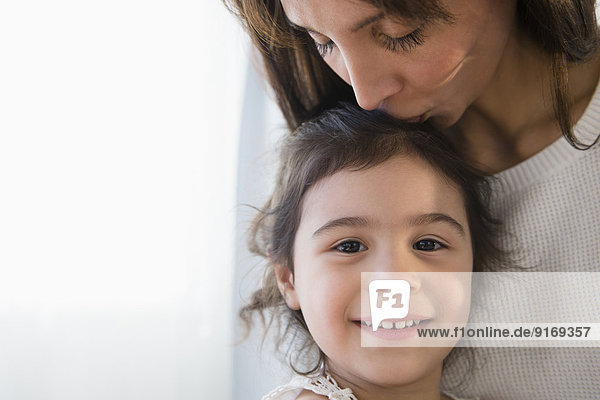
[232,61,292,399]
[0,1,247,399]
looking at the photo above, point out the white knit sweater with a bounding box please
[441,81,600,398]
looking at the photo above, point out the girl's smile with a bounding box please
[355,317,432,341]
[279,153,473,397]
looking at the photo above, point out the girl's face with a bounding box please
[280,0,517,129]
[278,154,473,392]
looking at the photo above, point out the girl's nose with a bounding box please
[377,254,423,292]
[337,47,403,111]
[374,271,422,292]
[401,272,422,292]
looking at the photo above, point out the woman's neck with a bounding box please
[454,24,600,173]
[327,362,448,400]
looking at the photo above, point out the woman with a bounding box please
[224,0,600,398]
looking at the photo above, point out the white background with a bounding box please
[0,1,283,399]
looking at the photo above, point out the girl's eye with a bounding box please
[334,240,367,254]
[375,26,426,53]
[413,239,445,251]
[314,40,335,57]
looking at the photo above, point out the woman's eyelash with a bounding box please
[377,27,426,53]
[313,27,426,57]
[315,40,334,57]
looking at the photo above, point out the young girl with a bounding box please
[241,104,501,400]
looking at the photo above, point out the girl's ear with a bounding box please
[274,264,300,310]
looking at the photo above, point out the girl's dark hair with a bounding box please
[223,0,599,149]
[240,103,502,376]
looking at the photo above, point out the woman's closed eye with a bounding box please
[309,25,426,57]
[333,240,368,254]
[413,238,447,252]
[306,32,334,56]
[376,26,426,53]
[315,40,335,57]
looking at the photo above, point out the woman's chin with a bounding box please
[429,113,460,131]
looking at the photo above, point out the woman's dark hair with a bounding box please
[223,0,599,149]
[240,103,502,376]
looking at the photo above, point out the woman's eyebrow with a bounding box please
[351,12,384,33]
[312,216,372,238]
[287,20,319,35]
[286,12,385,36]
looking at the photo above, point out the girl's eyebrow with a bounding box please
[312,216,372,238]
[286,12,384,36]
[312,213,465,238]
[408,213,465,237]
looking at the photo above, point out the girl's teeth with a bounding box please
[363,319,422,330]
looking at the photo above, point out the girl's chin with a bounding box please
[326,353,444,389]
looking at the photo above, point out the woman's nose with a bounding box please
[336,47,403,111]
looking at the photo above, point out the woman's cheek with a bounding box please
[404,51,465,91]
[324,53,352,85]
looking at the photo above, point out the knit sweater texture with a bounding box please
[441,79,600,399]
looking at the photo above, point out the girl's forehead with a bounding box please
[297,154,468,233]
[309,153,458,195]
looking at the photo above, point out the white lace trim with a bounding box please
[304,372,358,400]
[262,372,358,400]
[262,372,477,400]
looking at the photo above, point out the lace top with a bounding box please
[262,372,477,400]
[261,372,357,400]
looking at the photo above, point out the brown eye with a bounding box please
[413,239,444,251]
[335,240,367,253]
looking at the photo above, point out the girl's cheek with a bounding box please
[315,271,357,302]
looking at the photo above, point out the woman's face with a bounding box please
[280,0,517,128]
